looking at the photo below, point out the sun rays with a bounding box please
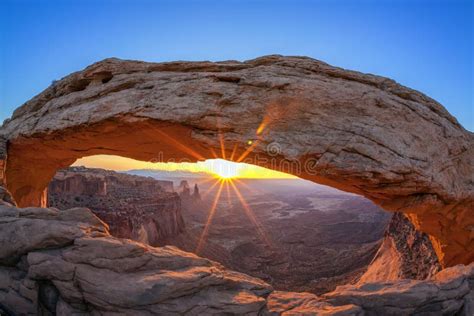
[195,180,225,254]
[195,121,274,254]
[72,114,284,255]
[195,177,273,255]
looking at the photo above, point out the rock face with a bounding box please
[49,172,107,196]
[48,167,184,246]
[359,212,442,283]
[0,187,473,315]
[323,264,474,316]
[0,55,472,267]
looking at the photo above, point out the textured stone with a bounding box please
[48,167,184,245]
[0,135,6,187]
[0,186,15,206]
[0,194,473,315]
[0,267,37,315]
[359,212,441,283]
[265,291,363,315]
[0,207,108,266]
[324,263,474,315]
[26,231,272,314]
[0,55,472,267]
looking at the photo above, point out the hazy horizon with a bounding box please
[72,155,298,179]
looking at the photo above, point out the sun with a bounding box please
[207,159,240,179]
[214,169,238,179]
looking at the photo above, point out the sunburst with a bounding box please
[196,180,225,254]
[194,117,276,253]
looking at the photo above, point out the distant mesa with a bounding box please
[126,169,212,180]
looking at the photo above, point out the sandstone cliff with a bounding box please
[359,212,442,283]
[48,167,184,246]
[0,187,473,315]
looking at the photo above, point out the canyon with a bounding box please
[48,166,184,246]
[0,55,472,314]
[176,177,392,294]
[46,166,443,296]
[0,188,472,315]
[47,167,392,294]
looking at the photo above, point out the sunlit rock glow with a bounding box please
[0,55,472,268]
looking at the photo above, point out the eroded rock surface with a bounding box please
[0,187,473,315]
[0,197,272,315]
[48,167,184,245]
[0,55,472,267]
[324,264,474,315]
[359,212,441,283]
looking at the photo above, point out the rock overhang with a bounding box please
[0,55,472,267]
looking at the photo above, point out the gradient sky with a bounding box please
[1,0,472,133]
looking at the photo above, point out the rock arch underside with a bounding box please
[0,55,473,315]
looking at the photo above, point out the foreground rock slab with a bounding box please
[324,264,474,315]
[0,192,472,315]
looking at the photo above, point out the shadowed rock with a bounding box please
[0,192,472,315]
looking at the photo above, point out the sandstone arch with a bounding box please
[0,55,472,268]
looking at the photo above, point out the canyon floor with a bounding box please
[166,177,391,294]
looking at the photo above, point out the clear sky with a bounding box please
[1,0,472,132]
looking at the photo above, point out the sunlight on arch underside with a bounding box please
[73,156,297,180]
[72,155,280,255]
[70,112,296,258]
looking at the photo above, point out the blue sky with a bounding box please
[1,0,472,131]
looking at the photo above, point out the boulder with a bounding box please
[324,264,474,315]
[0,196,472,315]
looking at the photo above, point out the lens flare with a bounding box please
[196,180,225,254]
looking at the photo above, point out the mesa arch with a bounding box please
[0,55,472,269]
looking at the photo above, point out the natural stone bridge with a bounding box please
[0,55,472,269]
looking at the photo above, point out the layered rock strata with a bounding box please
[359,212,442,283]
[48,167,184,246]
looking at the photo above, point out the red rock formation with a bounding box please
[0,56,472,268]
[48,167,184,246]
[359,212,442,283]
[178,180,191,198]
[49,174,107,196]
[178,180,201,202]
